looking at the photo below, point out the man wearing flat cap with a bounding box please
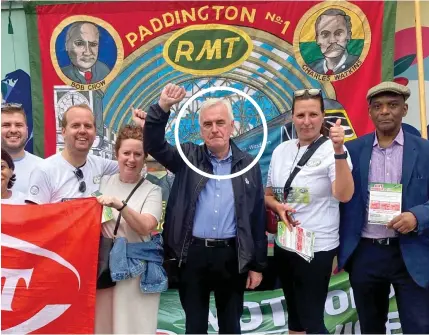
[338,81,429,333]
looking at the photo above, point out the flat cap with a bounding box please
[366,81,410,102]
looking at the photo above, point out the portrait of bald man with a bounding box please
[61,21,111,84]
[309,8,359,75]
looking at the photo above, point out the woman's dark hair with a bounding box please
[1,149,16,189]
[292,91,329,137]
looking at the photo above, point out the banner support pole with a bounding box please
[415,0,428,139]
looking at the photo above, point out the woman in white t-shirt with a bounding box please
[94,125,163,334]
[265,89,354,334]
[1,149,26,204]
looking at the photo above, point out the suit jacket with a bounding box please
[61,60,110,84]
[339,131,429,288]
[60,60,109,137]
[309,53,359,75]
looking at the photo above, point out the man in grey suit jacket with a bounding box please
[61,21,111,142]
[61,21,110,84]
[309,8,359,75]
[62,60,110,85]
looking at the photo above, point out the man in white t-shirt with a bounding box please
[1,103,43,193]
[26,104,118,204]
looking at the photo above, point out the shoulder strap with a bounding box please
[113,177,145,237]
[283,136,329,197]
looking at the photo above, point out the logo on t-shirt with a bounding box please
[93,175,101,184]
[30,186,39,195]
[306,158,322,167]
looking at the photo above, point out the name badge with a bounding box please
[286,187,310,204]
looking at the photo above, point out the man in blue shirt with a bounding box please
[134,83,267,334]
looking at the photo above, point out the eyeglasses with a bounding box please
[293,89,322,98]
[1,102,23,110]
[73,168,87,193]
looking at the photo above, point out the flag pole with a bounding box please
[415,0,428,139]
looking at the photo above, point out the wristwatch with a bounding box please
[334,151,348,159]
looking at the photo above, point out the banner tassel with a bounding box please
[8,1,14,35]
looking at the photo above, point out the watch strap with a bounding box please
[118,200,127,212]
[334,151,348,159]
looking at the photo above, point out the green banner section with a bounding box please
[382,0,397,81]
[157,272,402,334]
[299,40,364,65]
[24,3,44,157]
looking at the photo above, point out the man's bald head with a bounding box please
[65,22,100,72]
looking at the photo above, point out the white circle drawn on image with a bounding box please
[174,86,268,180]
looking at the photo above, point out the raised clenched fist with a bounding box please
[158,83,186,112]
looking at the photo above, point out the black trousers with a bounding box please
[274,243,336,334]
[178,241,247,334]
[348,239,429,334]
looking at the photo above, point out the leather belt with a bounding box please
[192,237,235,248]
[362,237,399,246]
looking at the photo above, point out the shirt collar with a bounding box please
[13,151,27,162]
[78,69,92,76]
[296,134,323,148]
[323,51,348,73]
[208,147,232,163]
[373,128,404,147]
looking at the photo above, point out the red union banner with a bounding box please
[26,1,393,162]
[1,199,101,334]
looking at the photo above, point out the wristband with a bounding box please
[334,151,348,159]
[118,200,127,212]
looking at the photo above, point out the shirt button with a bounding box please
[215,210,218,213]
[213,227,216,230]
[216,194,220,197]
[386,172,390,176]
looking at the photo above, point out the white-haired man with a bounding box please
[133,84,267,334]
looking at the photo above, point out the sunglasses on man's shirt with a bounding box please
[73,168,87,193]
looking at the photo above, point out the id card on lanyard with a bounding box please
[286,187,310,204]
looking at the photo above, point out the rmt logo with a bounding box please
[1,233,81,334]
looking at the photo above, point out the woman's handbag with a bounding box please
[266,137,328,234]
[96,177,145,289]
[266,209,279,234]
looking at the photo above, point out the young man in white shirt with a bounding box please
[1,103,43,193]
[26,104,118,204]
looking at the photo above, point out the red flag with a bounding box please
[1,198,101,334]
[30,1,389,157]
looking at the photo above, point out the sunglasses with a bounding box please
[293,89,322,98]
[1,102,23,110]
[73,168,87,193]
